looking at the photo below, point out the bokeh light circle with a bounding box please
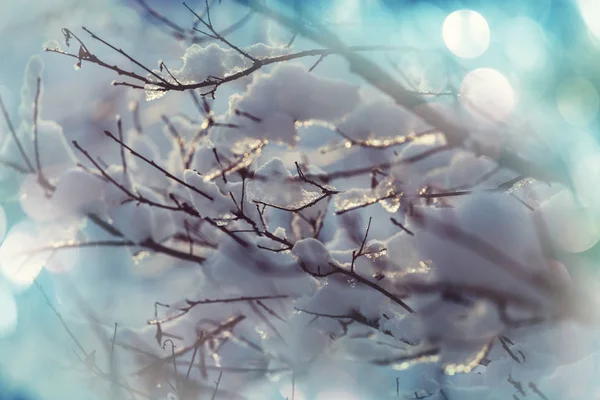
[570,145,600,210]
[536,190,600,253]
[0,222,46,288]
[503,17,547,70]
[460,68,516,122]
[443,10,490,58]
[557,77,599,127]
[578,0,600,42]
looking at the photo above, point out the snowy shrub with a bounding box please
[1,1,600,399]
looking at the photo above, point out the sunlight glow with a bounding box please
[460,68,516,122]
[443,10,490,58]
[578,0,600,41]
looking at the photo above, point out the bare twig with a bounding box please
[211,371,223,400]
[102,130,214,200]
[0,91,34,172]
[116,116,127,174]
[149,294,288,325]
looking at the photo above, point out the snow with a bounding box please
[102,165,133,205]
[414,193,551,304]
[171,43,289,86]
[2,2,600,399]
[241,64,360,122]
[107,202,154,243]
[425,151,499,190]
[292,238,333,270]
[336,99,417,141]
[0,56,75,185]
[145,43,290,101]
[183,169,235,218]
[51,168,105,216]
[19,174,65,222]
[390,134,454,196]
[214,64,361,145]
[247,157,321,208]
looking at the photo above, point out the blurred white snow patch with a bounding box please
[102,165,133,205]
[183,169,235,218]
[390,135,452,195]
[241,63,359,121]
[52,168,105,216]
[107,201,154,243]
[415,192,548,298]
[260,112,296,144]
[248,157,324,208]
[425,151,498,191]
[336,99,417,140]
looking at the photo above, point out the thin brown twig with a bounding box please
[299,260,414,313]
[0,91,34,172]
[73,140,200,216]
[116,116,127,174]
[149,294,288,325]
[211,371,223,400]
[184,2,260,63]
[102,130,213,200]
